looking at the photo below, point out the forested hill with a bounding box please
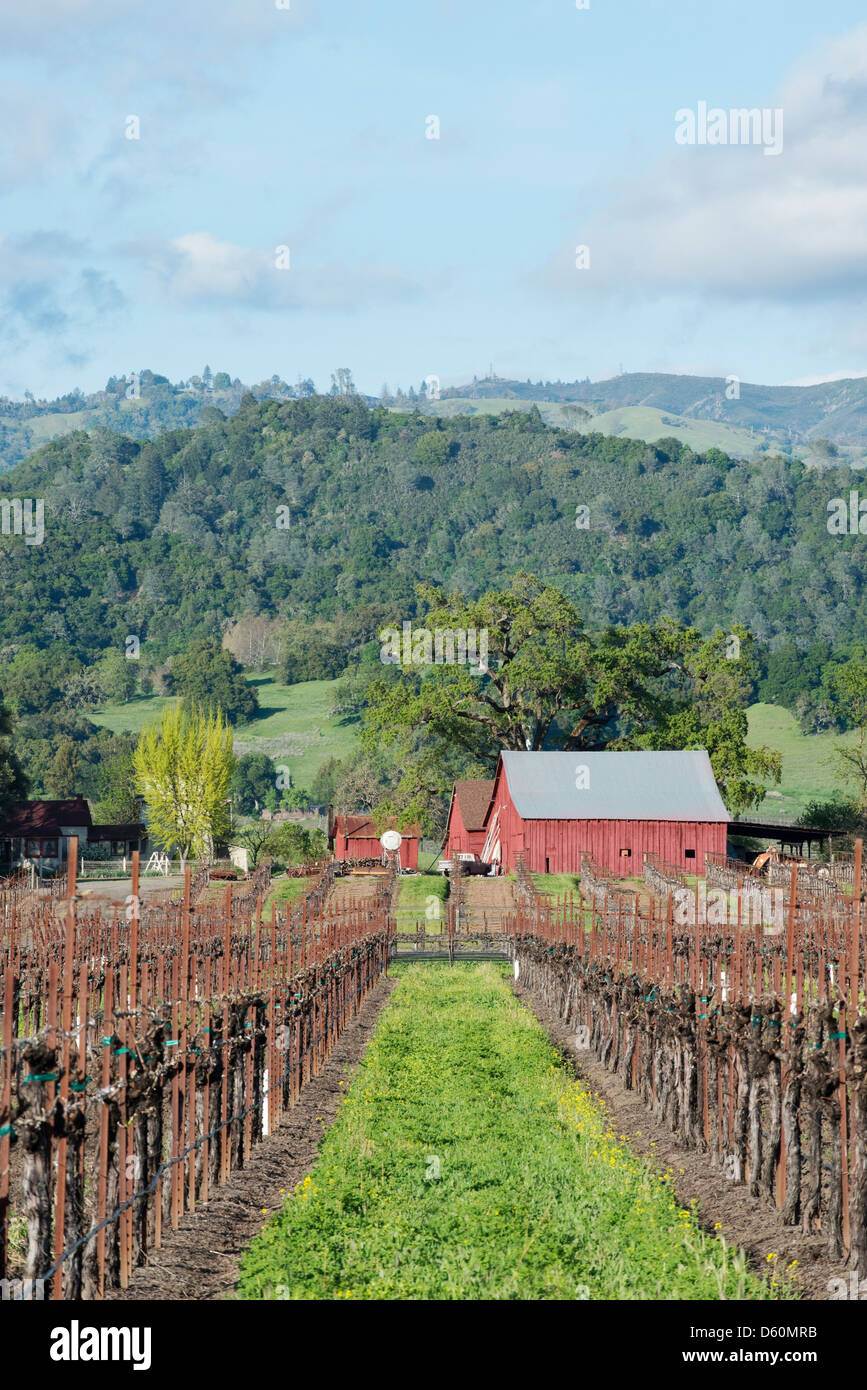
[0,369,323,470]
[442,372,867,445]
[0,394,863,671]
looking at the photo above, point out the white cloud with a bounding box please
[132,230,420,312]
[540,24,867,303]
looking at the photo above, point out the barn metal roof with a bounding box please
[500,751,729,822]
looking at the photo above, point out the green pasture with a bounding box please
[91,674,360,791]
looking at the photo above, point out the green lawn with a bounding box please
[238,963,783,1301]
[746,702,857,819]
[90,673,360,792]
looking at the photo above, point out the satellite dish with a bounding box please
[380,830,402,851]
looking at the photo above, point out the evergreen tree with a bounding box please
[0,701,28,814]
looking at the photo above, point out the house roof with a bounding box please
[0,797,92,836]
[451,779,495,831]
[334,815,421,839]
[498,751,729,823]
[89,824,146,840]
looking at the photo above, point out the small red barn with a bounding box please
[444,779,495,858]
[330,814,420,870]
[480,750,728,877]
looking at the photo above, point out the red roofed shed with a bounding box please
[330,814,420,870]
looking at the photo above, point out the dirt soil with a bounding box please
[327,873,388,909]
[461,876,517,926]
[107,973,397,1303]
[513,979,849,1302]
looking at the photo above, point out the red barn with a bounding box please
[443,779,495,858]
[330,814,420,870]
[479,750,728,877]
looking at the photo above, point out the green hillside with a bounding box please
[578,405,760,459]
[91,675,359,792]
[439,370,867,447]
[411,396,762,459]
[7,392,867,675]
[745,702,856,819]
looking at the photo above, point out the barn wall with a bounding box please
[481,763,526,867]
[400,838,419,870]
[445,798,487,857]
[480,757,728,876]
[521,819,727,877]
[444,798,468,855]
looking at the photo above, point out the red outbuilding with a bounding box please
[479,750,728,877]
[443,779,495,858]
[329,814,420,870]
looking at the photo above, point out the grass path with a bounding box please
[238,964,780,1301]
[395,873,448,934]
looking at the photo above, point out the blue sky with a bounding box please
[3,0,867,398]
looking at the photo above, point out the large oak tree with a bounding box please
[362,573,781,821]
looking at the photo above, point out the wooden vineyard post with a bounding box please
[776,865,798,1210]
[181,869,196,1215]
[221,891,231,1186]
[850,838,866,1271]
[838,838,862,1259]
[53,838,77,1300]
[0,965,13,1283]
[95,962,114,1297]
[153,953,165,1253]
[170,949,182,1231]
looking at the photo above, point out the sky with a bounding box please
[3,0,867,399]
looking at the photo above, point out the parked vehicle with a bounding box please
[436,851,492,876]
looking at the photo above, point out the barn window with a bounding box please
[619,848,631,858]
[685,848,696,859]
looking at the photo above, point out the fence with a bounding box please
[579,852,638,910]
[0,842,393,1300]
[510,846,867,1271]
[283,859,330,880]
[706,849,850,913]
[642,852,690,899]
